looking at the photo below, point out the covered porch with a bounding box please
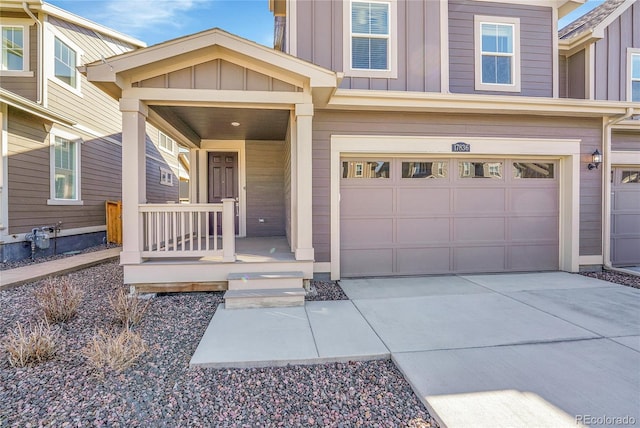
[83,29,338,290]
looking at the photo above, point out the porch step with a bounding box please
[227,271,304,290]
[224,288,306,309]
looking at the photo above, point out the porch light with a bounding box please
[231,122,240,127]
[588,149,602,170]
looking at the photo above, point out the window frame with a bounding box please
[343,0,397,79]
[0,19,32,77]
[474,15,521,93]
[46,24,83,96]
[48,128,83,205]
[158,131,176,154]
[628,48,640,102]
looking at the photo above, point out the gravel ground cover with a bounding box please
[306,280,349,301]
[0,243,121,271]
[579,270,640,290]
[0,260,436,427]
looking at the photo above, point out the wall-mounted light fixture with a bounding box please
[587,149,602,170]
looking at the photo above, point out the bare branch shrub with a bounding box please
[3,320,59,367]
[108,289,151,327]
[82,329,147,372]
[34,277,84,324]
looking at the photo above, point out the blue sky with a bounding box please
[48,0,605,47]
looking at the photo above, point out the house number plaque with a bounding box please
[452,142,471,152]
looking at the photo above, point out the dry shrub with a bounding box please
[34,277,84,324]
[83,329,147,372]
[3,320,59,367]
[109,289,151,327]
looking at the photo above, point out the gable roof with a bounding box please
[560,0,634,40]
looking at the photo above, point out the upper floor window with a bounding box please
[158,131,176,154]
[0,20,31,76]
[343,0,397,79]
[48,128,83,205]
[474,15,521,93]
[54,37,77,88]
[629,50,640,102]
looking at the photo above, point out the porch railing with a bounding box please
[139,199,235,261]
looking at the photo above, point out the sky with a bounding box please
[47,0,606,48]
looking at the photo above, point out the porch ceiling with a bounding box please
[152,106,290,142]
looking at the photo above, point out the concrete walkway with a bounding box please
[0,247,121,290]
[192,272,640,428]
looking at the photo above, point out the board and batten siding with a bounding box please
[593,1,640,101]
[246,141,286,237]
[296,0,441,92]
[448,0,553,97]
[7,107,122,234]
[0,13,38,101]
[566,49,586,99]
[612,131,640,151]
[310,110,603,263]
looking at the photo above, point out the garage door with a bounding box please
[340,158,559,277]
[611,168,640,267]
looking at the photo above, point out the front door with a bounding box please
[208,152,239,235]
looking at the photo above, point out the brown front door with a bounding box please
[208,152,239,235]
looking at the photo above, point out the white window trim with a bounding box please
[474,15,521,93]
[48,127,83,205]
[45,23,83,97]
[159,166,174,186]
[158,130,176,154]
[0,18,33,77]
[343,0,398,79]
[628,48,640,102]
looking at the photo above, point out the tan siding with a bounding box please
[594,2,640,101]
[612,131,640,151]
[311,110,603,262]
[1,23,38,100]
[7,107,122,234]
[246,140,285,237]
[449,0,553,97]
[283,127,292,244]
[297,0,441,92]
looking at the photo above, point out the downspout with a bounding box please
[22,3,42,105]
[602,107,634,272]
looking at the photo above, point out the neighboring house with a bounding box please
[559,0,640,268]
[79,0,637,297]
[0,0,181,262]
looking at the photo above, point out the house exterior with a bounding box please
[559,0,640,268]
[0,0,182,262]
[79,0,637,293]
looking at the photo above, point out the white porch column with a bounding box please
[222,198,236,262]
[294,103,314,261]
[119,99,148,264]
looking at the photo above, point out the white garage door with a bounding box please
[611,168,640,267]
[340,158,559,277]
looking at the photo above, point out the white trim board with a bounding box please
[329,135,582,280]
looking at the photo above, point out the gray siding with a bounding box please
[296,0,441,92]
[559,55,567,98]
[567,49,586,99]
[0,14,38,101]
[311,110,603,262]
[145,131,180,203]
[612,131,640,151]
[246,140,286,237]
[449,0,553,97]
[594,1,640,101]
[283,126,292,244]
[7,107,122,234]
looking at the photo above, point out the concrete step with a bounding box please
[224,288,306,309]
[227,271,304,290]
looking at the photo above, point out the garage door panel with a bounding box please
[454,217,505,242]
[397,188,451,215]
[396,248,451,275]
[611,168,640,266]
[613,191,640,210]
[340,187,393,216]
[510,217,559,240]
[454,246,506,272]
[341,249,393,277]
[341,218,393,246]
[397,218,450,243]
[510,245,559,270]
[511,188,559,212]
[612,238,640,266]
[454,188,506,212]
[612,214,640,234]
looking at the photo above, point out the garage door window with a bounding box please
[342,160,390,178]
[621,171,639,184]
[513,162,554,179]
[402,161,448,178]
[459,161,503,179]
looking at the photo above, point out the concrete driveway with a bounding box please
[341,272,640,428]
